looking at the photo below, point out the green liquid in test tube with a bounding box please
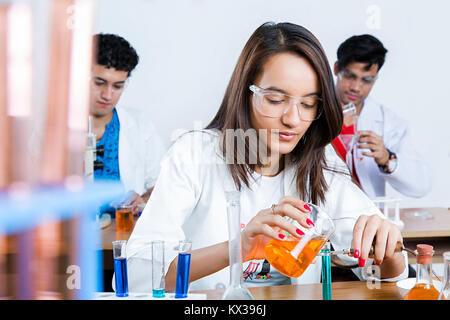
[321,241,332,300]
[152,240,166,298]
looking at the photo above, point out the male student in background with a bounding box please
[332,34,431,198]
[90,33,166,213]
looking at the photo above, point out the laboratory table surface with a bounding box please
[100,207,450,289]
[400,207,450,238]
[101,219,133,251]
[399,207,450,264]
[191,280,402,300]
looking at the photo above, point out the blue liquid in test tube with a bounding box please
[175,252,191,298]
[174,240,192,299]
[114,258,129,297]
[113,240,129,297]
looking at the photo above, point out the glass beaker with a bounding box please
[221,191,254,300]
[355,118,384,162]
[115,204,134,232]
[264,203,335,278]
[112,240,128,297]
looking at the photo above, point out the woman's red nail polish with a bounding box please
[278,233,285,239]
[375,260,381,266]
[304,204,311,211]
[306,218,315,227]
[353,249,360,258]
[358,258,366,267]
[296,228,305,236]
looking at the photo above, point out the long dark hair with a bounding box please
[206,22,343,204]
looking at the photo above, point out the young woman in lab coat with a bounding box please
[126,22,408,292]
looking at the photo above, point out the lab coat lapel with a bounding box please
[354,98,383,198]
[117,107,138,193]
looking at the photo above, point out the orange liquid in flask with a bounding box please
[404,283,440,300]
[404,244,440,300]
[264,236,327,278]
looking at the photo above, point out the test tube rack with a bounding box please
[371,197,404,229]
[0,180,124,299]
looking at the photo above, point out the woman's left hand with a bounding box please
[351,214,403,267]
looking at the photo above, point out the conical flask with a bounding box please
[221,191,254,300]
[404,244,440,300]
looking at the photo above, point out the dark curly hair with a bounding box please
[337,34,387,72]
[93,33,139,77]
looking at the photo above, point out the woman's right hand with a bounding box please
[241,196,315,261]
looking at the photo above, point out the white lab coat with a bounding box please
[125,130,408,292]
[353,97,431,199]
[116,106,166,195]
[26,106,165,194]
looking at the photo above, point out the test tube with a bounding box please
[321,241,332,300]
[112,240,128,297]
[175,240,192,299]
[151,240,165,298]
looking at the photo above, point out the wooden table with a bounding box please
[192,281,402,300]
[400,207,450,238]
[99,208,450,286]
[101,219,133,250]
[400,207,450,264]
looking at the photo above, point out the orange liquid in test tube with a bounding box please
[264,236,327,278]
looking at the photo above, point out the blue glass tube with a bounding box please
[321,243,332,300]
[114,257,128,297]
[175,252,191,298]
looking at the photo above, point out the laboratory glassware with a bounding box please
[264,203,335,278]
[221,191,254,300]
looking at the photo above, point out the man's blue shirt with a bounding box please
[94,108,121,181]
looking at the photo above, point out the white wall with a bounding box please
[94,0,450,208]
